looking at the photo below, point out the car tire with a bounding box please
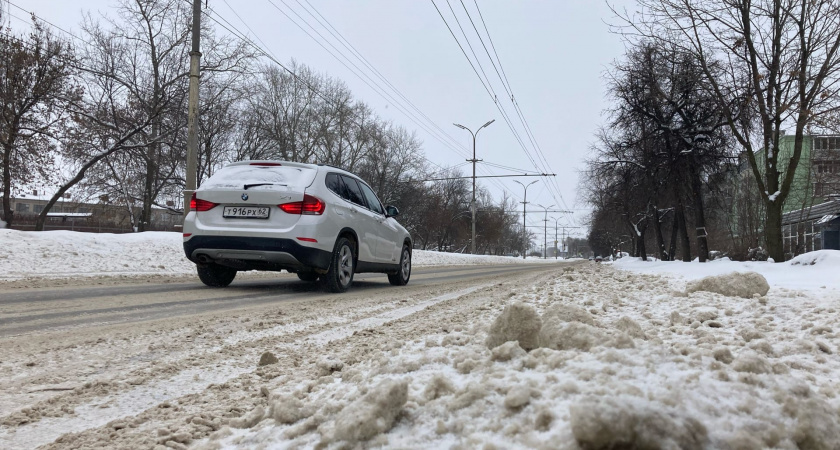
[197,263,237,287]
[388,245,411,286]
[321,237,355,293]
[297,271,319,282]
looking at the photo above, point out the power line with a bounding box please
[403,172,554,182]
[209,0,521,196]
[471,0,514,95]
[296,0,472,157]
[251,0,520,201]
[263,0,472,165]
[201,5,456,175]
[430,0,545,198]
[287,0,519,202]
[448,0,570,211]
[6,0,86,43]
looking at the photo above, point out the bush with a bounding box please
[747,247,768,261]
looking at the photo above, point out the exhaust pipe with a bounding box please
[196,254,213,264]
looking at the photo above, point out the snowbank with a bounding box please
[611,251,840,293]
[0,229,556,281]
[201,262,840,449]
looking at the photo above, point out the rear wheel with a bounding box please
[197,263,237,287]
[297,271,319,282]
[321,237,355,293]
[388,245,411,286]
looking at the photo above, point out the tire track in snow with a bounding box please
[0,283,493,450]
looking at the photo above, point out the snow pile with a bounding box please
[570,396,709,450]
[789,249,840,266]
[329,379,407,444]
[685,271,770,298]
[200,262,839,449]
[485,302,541,351]
[0,229,557,281]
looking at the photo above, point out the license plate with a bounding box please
[223,206,270,219]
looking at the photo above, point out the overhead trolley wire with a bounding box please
[295,0,472,158]
[430,0,543,200]
[264,0,474,164]
[202,3,458,175]
[286,0,522,202]
[459,0,571,212]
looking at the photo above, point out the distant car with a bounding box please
[588,256,594,261]
[594,255,603,262]
[182,161,412,292]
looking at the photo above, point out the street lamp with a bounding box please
[536,203,554,259]
[454,119,495,254]
[552,216,563,259]
[513,180,538,259]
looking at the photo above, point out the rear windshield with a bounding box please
[201,164,317,190]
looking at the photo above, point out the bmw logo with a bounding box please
[241,193,249,201]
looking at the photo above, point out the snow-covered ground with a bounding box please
[200,256,840,449]
[0,229,555,282]
[1,230,839,449]
[612,251,840,294]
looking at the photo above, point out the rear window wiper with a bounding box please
[243,182,287,190]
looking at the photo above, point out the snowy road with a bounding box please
[0,264,543,337]
[2,247,840,449]
[0,262,572,449]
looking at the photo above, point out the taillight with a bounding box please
[279,194,325,215]
[190,192,218,212]
[250,162,282,166]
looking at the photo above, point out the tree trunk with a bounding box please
[140,117,160,232]
[765,200,784,262]
[688,156,709,262]
[676,201,691,262]
[637,225,648,261]
[668,211,677,261]
[2,142,12,228]
[651,205,667,261]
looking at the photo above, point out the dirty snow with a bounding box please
[1,230,839,449]
[199,254,839,449]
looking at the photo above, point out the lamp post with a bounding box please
[512,180,538,259]
[536,203,554,259]
[454,119,495,254]
[552,217,560,259]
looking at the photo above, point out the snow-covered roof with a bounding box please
[782,199,840,225]
[46,212,93,218]
[815,214,840,225]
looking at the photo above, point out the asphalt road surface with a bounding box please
[0,264,561,338]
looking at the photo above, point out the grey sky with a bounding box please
[10,0,630,239]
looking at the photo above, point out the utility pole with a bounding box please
[557,225,582,258]
[513,180,538,259]
[537,204,553,259]
[184,0,202,216]
[454,119,494,254]
[553,217,561,260]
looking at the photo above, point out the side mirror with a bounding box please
[385,205,400,218]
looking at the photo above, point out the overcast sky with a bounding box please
[8,0,632,240]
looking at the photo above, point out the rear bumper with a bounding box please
[184,236,332,271]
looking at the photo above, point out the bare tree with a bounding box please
[617,0,840,261]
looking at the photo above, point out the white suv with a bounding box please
[182,161,412,292]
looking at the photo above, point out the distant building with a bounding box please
[776,134,840,213]
[1,190,182,232]
[782,197,840,252]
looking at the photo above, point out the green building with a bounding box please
[775,135,840,253]
[776,134,840,213]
